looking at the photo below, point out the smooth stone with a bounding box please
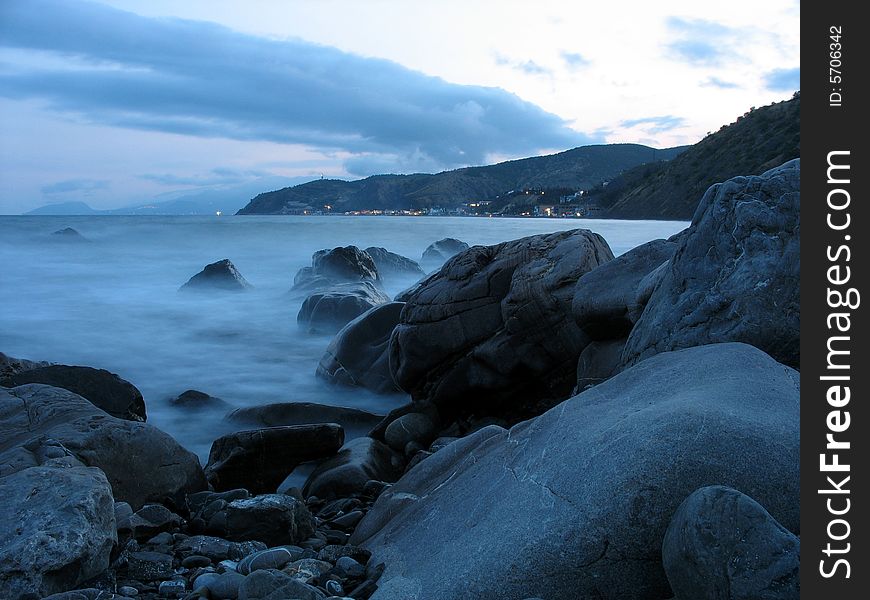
[194,571,246,600]
[282,558,333,583]
[318,545,372,565]
[364,247,424,280]
[261,579,327,600]
[383,413,437,453]
[237,547,296,575]
[176,535,265,562]
[237,569,294,600]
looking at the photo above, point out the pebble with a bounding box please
[325,579,344,596]
[158,579,186,597]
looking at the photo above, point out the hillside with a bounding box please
[236,144,685,215]
[597,94,800,220]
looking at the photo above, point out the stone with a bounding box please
[335,556,366,579]
[238,569,294,600]
[119,586,139,597]
[0,384,206,509]
[179,259,251,292]
[0,466,115,600]
[262,579,326,600]
[193,571,246,599]
[298,282,391,334]
[419,238,469,271]
[158,580,186,597]
[316,302,405,394]
[318,545,371,565]
[237,547,297,575]
[51,227,90,242]
[364,247,425,280]
[205,424,345,494]
[303,437,404,500]
[662,485,800,600]
[206,494,315,547]
[326,579,345,596]
[572,237,679,339]
[292,246,381,294]
[175,535,265,562]
[573,338,626,393]
[383,413,437,452]
[41,590,134,600]
[283,558,333,583]
[181,555,211,569]
[1,364,146,422]
[0,351,51,379]
[117,504,184,540]
[168,389,231,411]
[352,343,800,600]
[390,229,613,422]
[126,551,175,581]
[622,160,800,369]
[226,402,383,441]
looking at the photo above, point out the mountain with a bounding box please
[25,201,98,215]
[595,94,800,220]
[236,144,687,215]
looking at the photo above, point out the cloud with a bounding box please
[664,17,742,66]
[762,67,800,92]
[494,53,553,76]
[139,168,269,186]
[620,115,686,134]
[41,178,109,195]
[560,51,590,69]
[703,76,741,89]
[0,0,590,174]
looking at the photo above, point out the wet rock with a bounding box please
[303,437,404,500]
[573,338,626,393]
[364,247,424,280]
[117,504,184,541]
[283,558,333,583]
[292,246,381,294]
[180,259,252,292]
[168,389,231,411]
[298,282,391,334]
[420,238,469,271]
[226,403,383,441]
[261,579,326,600]
[205,424,344,494]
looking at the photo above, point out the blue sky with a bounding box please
[0,0,799,213]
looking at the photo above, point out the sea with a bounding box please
[0,215,687,460]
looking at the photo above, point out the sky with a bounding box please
[0,0,800,213]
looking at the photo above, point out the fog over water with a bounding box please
[0,215,686,460]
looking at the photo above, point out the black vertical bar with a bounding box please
[801,1,868,597]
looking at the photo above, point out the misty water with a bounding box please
[0,215,687,461]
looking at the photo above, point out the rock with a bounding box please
[364,247,425,280]
[573,338,626,393]
[303,437,404,500]
[420,238,469,271]
[1,364,146,422]
[261,579,326,600]
[572,237,680,339]
[158,579,186,597]
[352,343,799,600]
[176,535,264,562]
[193,571,246,599]
[238,569,294,600]
[316,302,405,394]
[226,403,383,441]
[383,413,437,453]
[326,579,345,596]
[126,551,175,581]
[51,227,89,241]
[293,246,381,294]
[41,590,135,600]
[117,504,184,541]
[318,545,371,565]
[298,282,391,334]
[206,494,315,546]
[168,389,231,411]
[180,259,251,292]
[0,466,115,600]
[180,555,211,569]
[205,424,345,493]
[335,556,366,579]
[662,485,800,600]
[390,229,613,422]
[118,586,139,597]
[283,558,333,583]
[622,160,800,369]
[0,384,205,509]
[237,547,297,575]
[0,351,51,379]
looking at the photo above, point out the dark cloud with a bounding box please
[620,115,685,134]
[664,17,741,65]
[140,168,269,186]
[560,51,590,69]
[0,0,591,173]
[762,67,799,92]
[41,178,109,195]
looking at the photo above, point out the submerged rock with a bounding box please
[292,246,381,294]
[364,247,425,280]
[179,258,252,292]
[297,282,390,334]
[51,227,89,242]
[352,343,799,600]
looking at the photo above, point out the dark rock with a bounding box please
[238,569,294,600]
[0,466,115,600]
[41,590,134,600]
[293,246,381,294]
[572,238,679,339]
[352,343,799,600]
[226,403,383,441]
[329,510,365,530]
[0,351,51,379]
[390,229,613,422]
[622,159,800,369]
[180,259,251,292]
[420,238,469,270]
[51,227,89,241]
[180,555,211,569]
[174,535,265,562]
[168,389,231,411]
[118,504,184,541]
[364,247,425,280]
[1,365,146,422]
[283,558,333,583]
[303,437,404,500]
[237,547,298,575]
[347,578,379,600]
[298,282,391,334]
[261,579,326,600]
[383,413,437,452]
[316,302,405,394]
[125,551,175,581]
[205,424,345,493]
[157,579,185,597]
[0,384,206,509]
[335,556,366,579]
[317,545,371,565]
[663,485,800,600]
[325,579,345,596]
[206,494,315,546]
[192,571,246,599]
[573,338,626,393]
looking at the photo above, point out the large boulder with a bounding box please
[0,466,116,600]
[303,437,404,500]
[292,246,381,294]
[663,485,800,600]
[364,247,425,280]
[420,238,469,271]
[204,494,315,546]
[351,343,800,600]
[316,302,405,394]
[622,160,800,369]
[390,229,613,421]
[205,424,345,493]
[0,384,206,509]
[180,258,252,292]
[226,402,383,440]
[1,364,146,422]
[297,282,391,334]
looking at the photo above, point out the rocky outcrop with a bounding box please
[622,159,800,368]
[0,466,116,600]
[292,246,381,294]
[1,365,146,422]
[663,486,800,600]
[316,302,405,394]
[352,343,799,600]
[297,282,390,334]
[205,424,345,493]
[226,402,384,440]
[179,258,251,292]
[364,247,424,280]
[0,351,51,379]
[419,238,469,271]
[303,437,405,500]
[390,229,613,422]
[0,384,206,509]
